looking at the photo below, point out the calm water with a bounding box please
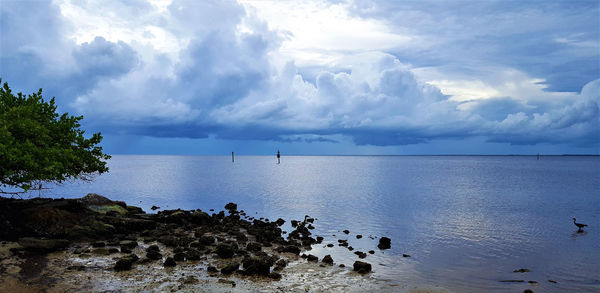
[45,155,599,292]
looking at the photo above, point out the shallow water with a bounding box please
[44,155,599,292]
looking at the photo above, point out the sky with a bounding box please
[1,0,599,155]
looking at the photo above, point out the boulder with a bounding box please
[114,254,139,271]
[163,257,176,267]
[306,254,318,262]
[242,257,272,276]
[18,238,70,252]
[377,237,391,249]
[220,263,240,274]
[146,250,162,260]
[215,242,237,258]
[246,242,262,252]
[322,255,334,264]
[353,261,372,274]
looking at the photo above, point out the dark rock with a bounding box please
[185,249,201,261]
[269,272,282,280]
[92,241,106,248]
[114,254,139,271]
[354,251,367,258]
[305,217,314,223]
[164,257,176,267]
[343,230,350,234]
[108,248,120,254]
[120,246,132,254]
[339,264,345,268]
[316,236,324,243]
[174,252,186,262]
[235,232,248,242]
[224,202,237,212]
[378,237,391,249]
[221,263,239,274]
[514,268,531,273]
[119,240,138,249]
[528,281,538,284]
[200,235,215,245]
[291,220,298,227]
[246,242,262,252]
[348,246,354,251]
[368,250,375,254]
[403,254,411,257]
[307,224,315,229]
[276,245,301,255]
[146,250,162,260]
[151,205,160,211]
[146,244,160,252]
[322,255,334,264]
[218,279,236,287]
[275,259,287,268]
[548,280,558,284]
[326,244,334,248]
[215,242,237,258]
[18,238,70,252]
[92,248,110,255]
[524,290,534,293]
[353,261,372,274]
[242,257,272,276]
[356,235,362,239]
[207,266,218,273]
[499,280,525,283]
[275,218,285,226]
[307,254,318,262]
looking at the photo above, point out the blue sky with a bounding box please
[1,0,598,155]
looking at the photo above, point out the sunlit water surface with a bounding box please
[44,155,599,292]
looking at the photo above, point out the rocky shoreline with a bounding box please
[0,194,407,292]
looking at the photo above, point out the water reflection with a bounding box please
[44,155,600,293]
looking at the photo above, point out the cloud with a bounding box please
[0,0,598,152]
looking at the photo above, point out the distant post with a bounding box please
[277,150,281,164]
[537,152,540,160]
[232,152,235,163]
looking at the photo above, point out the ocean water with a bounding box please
[44,155,599,292]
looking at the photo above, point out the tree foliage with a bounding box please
[0,79,110,195]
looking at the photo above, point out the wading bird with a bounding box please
[573,218,588,232]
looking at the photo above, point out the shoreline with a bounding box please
[0,194,440,292]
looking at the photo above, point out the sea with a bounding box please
[41,155,599,292]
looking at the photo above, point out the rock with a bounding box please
[316,236,323,243]
[356,234,362,239]
[275,218,285,226]
[514,268,531,273]
[326,244,334,247]
[200,235,215,245]
[163,257,176,267]
[528,281,538,284]
[343,230,350,234]
[242,257,272,276]
[108,248,120,254]
[92,248,110,255]
[276,245,301,255]
[146,244,160,252]
[215,242,237,258]
[403,254,411,257]
[92,241,106,247]
[114,254,139,271]
[120,240,138,249]
[524,290,534,293]
[268,272,282,280]
[322,255,333,264]
[499,280,525,283]
[291,220,298,227]
[220,263,239,274]
[151,205,160,210]
[218,279,236,287]
[377,237,391,249]
[354,251,367,258]
[348,246,354,251]
[275,259,287,268]
[120,246,132,254]
[146,250,162,260]
[548,280,558,284]
[368,250,375,254]
[224,202,237,212]
[185,249,201,261]
[174,252,186,262]
[207,266,218,273]
[246,242,262,252]
[18,238,70,252]
[307,254,318,262]
[353,261,372,274]
[339,264,345,268]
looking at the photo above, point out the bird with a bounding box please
[573,218,588,232]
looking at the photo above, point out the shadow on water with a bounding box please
[571,230,588,239]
